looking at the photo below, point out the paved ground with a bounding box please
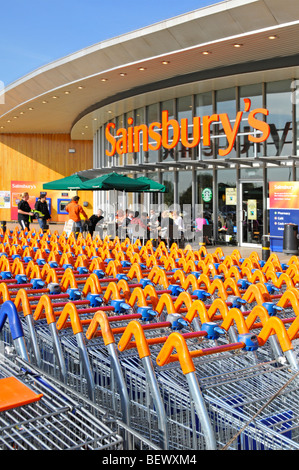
[4,220,296,264]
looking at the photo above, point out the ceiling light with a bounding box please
[64,91,70,94]
[28,107,34,110]
[42,100,48,104]
[268,35,278,40]
[7,120,11,123]
[52,96,59,99]
[138,67,146,71]
[85,125,89,128]
[78,86,84,90]
[13,116,18,119]
[161,61,170,65]
[93,118,98,121]
[202,51,211,55]
[0,126,4,129]
[101,78,108,82]
[120,73,127,76]
[233,43,243,48]
[19,111,24,115]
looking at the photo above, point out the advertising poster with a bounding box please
[269,182,299,251]
[247,199,257,220]
[11,180,69,223]
[0,191,11,209]
[225,187,237,205]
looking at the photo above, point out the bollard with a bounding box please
[262,236,270,262]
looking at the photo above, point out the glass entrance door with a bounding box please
[241,181,263,245]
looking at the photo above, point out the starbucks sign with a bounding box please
[202,187,212,202]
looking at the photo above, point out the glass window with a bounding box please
[239,83,263,158]
[147,103,160,163]
[161,100,175,162]
[218,169,237,219]
[178,170,192,206]
[129,108,145,165]
[104,118,116,168]
[177,96,193,160]
[195,92,213,160]
[197,170,213,222]
[266,80,293,156]
[162,171,174,206]
[216,88,237,159]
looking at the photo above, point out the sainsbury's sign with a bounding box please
[105,98,270,157]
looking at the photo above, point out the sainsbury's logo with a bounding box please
[105,98,270,157]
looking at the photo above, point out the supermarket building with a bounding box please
[1,0,299,248]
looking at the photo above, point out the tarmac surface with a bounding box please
[4,220,295,265]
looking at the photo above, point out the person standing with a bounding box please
[18,192,34,231]
[65,196,88,236]
[88,208,104,237]
[35,192,51,231]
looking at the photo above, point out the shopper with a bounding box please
[35,192,51,231]
[65,196,88,236]
[17,192,34,231]
[172,210,184,247]
[88,208,104,237]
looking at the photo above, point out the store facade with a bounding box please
[90,75,297,247]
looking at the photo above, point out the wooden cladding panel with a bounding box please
[0,134,93,221]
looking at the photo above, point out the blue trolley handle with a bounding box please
[0,301,29,361]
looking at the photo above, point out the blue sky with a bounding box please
[0,0,220,86]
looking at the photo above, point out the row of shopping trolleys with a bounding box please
[1,235,299,450]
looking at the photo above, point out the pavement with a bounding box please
[3,220,296,265]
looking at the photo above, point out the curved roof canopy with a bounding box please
[1,0,299,140]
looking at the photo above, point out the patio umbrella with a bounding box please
[134,176,168,193]
[81,172,150,192]
[43,174,89,190]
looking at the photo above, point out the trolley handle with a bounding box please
[156,332,249,374]
[117,320,151,359]
[156,332,195,375]
[86,311,115,346]
[33,294,57,325]
[0,300,24,340]
[56,303,83,335]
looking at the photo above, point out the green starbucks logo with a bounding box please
[202,187,212,202]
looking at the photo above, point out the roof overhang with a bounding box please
[1,0,299,138]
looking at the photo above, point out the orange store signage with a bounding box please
[105,99,270,158]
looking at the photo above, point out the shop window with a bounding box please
[266,80,293,157]
[195,92,213,160]
[239,84,263,158]
[177,96,193,160]
[216,88,237,159]
[161,100,175,162]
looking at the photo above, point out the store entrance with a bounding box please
[240,181,263,246]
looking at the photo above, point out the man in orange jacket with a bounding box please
[66,196,89,237]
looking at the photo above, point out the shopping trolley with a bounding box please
[0,352,124,450]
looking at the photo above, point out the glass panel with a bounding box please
[177,96,193,160]
[242,182,263,244]
[266,80,293,156]
[162,171,174,206]
[218,169,237,224]
[134,108,145,165]
[195,92,213,160]
[161,100,175,162]
[104,118,116,168]
[239,83,263,158]
[197,170,213,222]
[147,103,160,163]
[216,88,237,159]
[178,170,192,206]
